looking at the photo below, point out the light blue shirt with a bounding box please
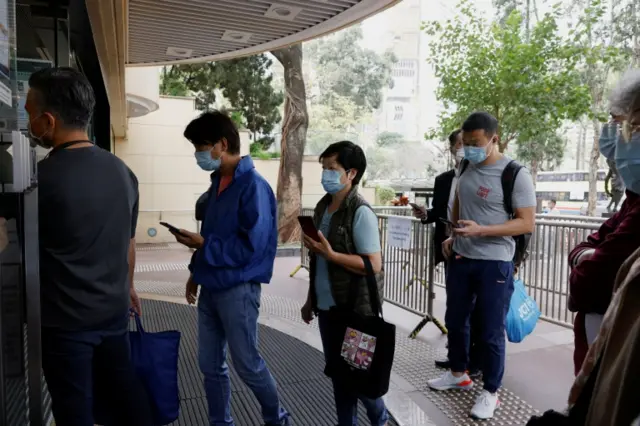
[315,206,381,310]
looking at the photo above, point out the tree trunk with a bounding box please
[587,118,601,216]
[272,45,309,243]
[530,159,539,189]
[576,125,583,170]
[633,0,640,67]
[530,159,542,213]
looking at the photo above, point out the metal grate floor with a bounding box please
[139,300,398,426]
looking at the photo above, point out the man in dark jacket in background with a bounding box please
[413,129,481,374]
[171,111,290,426]
[413,130,463,266]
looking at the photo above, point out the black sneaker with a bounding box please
[469,368,482,379]
[434,357,451,369]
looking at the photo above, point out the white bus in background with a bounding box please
[536,170,609,216]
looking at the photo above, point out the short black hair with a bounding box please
[550,199,557,204]
[448,129,462,147]
[319,141,366,186]
[184,111,241,155]
[462,112,499,136]
[28,67,95,129]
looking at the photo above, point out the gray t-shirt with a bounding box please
[453,156,536,262]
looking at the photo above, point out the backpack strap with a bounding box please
[459,159,470,176]
[501,160,524,217]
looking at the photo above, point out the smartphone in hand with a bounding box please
[439,217,459,228]
[160,221,187,237]
[297,216,321,242]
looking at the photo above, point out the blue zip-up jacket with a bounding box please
[192,156,277,291]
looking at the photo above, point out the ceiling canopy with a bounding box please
[127,0,400,66]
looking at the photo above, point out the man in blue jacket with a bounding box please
[172,111,290,426]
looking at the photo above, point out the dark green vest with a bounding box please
[308,188,385,316]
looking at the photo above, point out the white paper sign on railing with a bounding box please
[386,216,412,249]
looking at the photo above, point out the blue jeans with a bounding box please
[317,310,389,426]
[41,320,153,426]
[445,256,514,393]
[198,283,289,426]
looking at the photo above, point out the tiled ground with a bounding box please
[135,244,576,426]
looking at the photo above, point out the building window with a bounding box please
[392,59,417,78]
[393,105,404,121]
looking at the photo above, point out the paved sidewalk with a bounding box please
[137,299,400,426]
[135,245,576,426]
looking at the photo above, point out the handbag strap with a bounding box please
[131,310,146,334]
[360,255,383,318]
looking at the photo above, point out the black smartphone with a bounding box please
[297,216,321,242]
[439,217,458,228]
[409,202,422,211]
[160,221,186,236]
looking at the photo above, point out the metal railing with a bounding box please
[363,206,608,224]
[293,209,605,332]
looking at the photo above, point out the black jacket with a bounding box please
[422,169,456,265]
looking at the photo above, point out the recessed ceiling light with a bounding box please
[264,3,303,21]
[166,47,193,57]
[221,30,252,43]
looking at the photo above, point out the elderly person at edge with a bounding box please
[568,69,640,375]
[527,70,640,426]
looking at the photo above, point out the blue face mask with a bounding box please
[321,169,346,194]
[614,131,640,195]
[599,122,619,160]
[195,150,221,171]
[463,144,491,165]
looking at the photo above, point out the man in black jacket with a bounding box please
[413,130,463,264]
[413,129,481,376]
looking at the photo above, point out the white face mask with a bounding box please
[455,148,465,161]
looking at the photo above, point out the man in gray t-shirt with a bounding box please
[454,156,536,261]
[427,112,536,421]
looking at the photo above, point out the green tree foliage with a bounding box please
[515,131,566,178]
[366,139,439,182]
[565,0,630,214]
[305,25,396,112]
[493,0,540,33]
[366,147,395,181]
[610,0,640,65]
[303,25,396,154]
[375,186,396,205]
[305,94,366,154]
[160,67,189,97]
[423,0,592,164]
[160,55,284,148]
[376,132,405,148]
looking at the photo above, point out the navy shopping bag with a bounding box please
[130,312,182,425]
[506,279,541,343]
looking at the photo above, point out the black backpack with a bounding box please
[459,159,532,269]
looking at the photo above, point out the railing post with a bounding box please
[289,207,309,277]
[409,225,447,338]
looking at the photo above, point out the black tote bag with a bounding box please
[324,256,396,399]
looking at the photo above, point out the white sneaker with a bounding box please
[427,371,473,391]
[470,390,500,420]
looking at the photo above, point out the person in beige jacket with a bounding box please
[569,244,640,425]
[0,217,7,253]
[527,246,640,426]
